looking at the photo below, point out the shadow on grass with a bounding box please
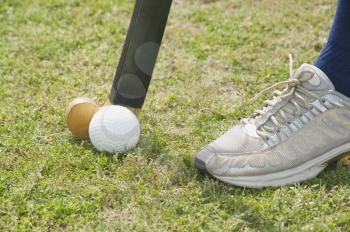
[67,131,166,162]
[68,134,350,189]
[68,136,93,148]
[194,161,350,230]
[195,174,275,230]
[136,133,167,161]
[310,161,350,189]
[67,136,126,161]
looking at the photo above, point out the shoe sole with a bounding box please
[196,143,350,188]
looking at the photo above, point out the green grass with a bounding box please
[1,0,350,231]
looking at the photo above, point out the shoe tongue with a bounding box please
[295,64,335,95]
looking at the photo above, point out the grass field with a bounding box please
[1,0,350,231]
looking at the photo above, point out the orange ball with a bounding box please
[66,97,99,140]
[340,154,350,167]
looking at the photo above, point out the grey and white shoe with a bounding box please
[196,63,350,188]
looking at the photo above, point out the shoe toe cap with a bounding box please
[195,146,216,173]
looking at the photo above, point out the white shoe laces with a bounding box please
[243,55,327,139]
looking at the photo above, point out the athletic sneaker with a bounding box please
[195,63,350,188]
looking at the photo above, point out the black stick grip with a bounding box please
[109,0,172,108]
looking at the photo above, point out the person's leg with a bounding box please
[316,0,350,97]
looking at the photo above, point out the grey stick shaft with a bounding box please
[109,0,173,108]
